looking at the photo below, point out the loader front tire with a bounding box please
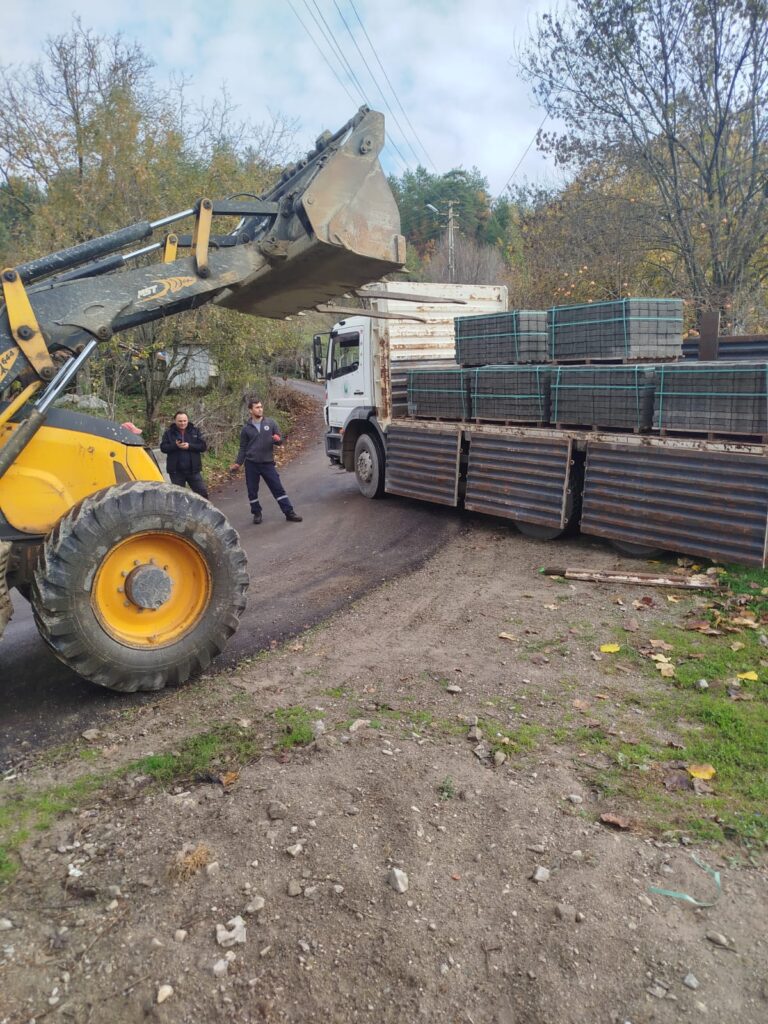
[31,482,248,693]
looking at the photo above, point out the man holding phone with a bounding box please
[229,398,302,524]
[160,410,209,498]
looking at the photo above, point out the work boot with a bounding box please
[285,511,303,522]
[252,512,262,525]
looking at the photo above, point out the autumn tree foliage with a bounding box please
[0,19,307,431]
[518,0,768,327]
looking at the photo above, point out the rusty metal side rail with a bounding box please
[581,442,768,567]
[465,432,573,528]
[385,424,461,506]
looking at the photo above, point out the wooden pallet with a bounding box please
[656,426,768,443]
[552,355,679,366]
[472,417,548,427]
[553,422,649,434]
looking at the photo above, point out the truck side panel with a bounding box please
[465,432,574,529]
[384,423,462,506]
[581,443,768,567]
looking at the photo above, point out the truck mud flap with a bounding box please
[581,442,768,567]
[385,424,461,506]
[465,432,574,529]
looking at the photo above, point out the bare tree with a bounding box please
[426,233,507,285]
[519,0,768,326]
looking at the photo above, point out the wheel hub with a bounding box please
[124,564,173,610]
[357,450,373,483]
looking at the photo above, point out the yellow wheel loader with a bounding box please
[0,107,404,692]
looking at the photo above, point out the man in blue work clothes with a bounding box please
[230,398,303,524]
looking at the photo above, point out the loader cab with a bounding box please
[324,317,373,430]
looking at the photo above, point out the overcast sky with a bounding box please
[2,0,562,197]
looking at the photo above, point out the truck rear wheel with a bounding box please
[31,482,248,692]
[354,433,386,499]
[516,521,565,541]
[610,538,666,559]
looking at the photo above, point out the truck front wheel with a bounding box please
[31,482,248,692]
[354,433,386,499]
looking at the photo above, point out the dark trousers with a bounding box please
[245,460,294,516]
[170,469,209,499]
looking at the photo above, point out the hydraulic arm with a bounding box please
[0,107,405,693]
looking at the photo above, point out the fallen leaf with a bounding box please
[728,687,754,701]
[667,595,681,603]
[220,771,240,787]
[737,670,758,681]
[686,621,723,636]
[668,740,685,750]
[649,639,674,651]
[530,653,550,666]
[543,603,557,611]
[498,632,519,643]
[658,663,676,678]
[595,694,610,700]
[731,616,758,629]
[590,652,602,662]
[649,653,671,663]
[289,641,305,652]
[633,596,655,609]
[623,618,640,633]
[599,643,621,653]
[572,698,589,711]
[687,763,716,780]
[730,641,746,652]
[599,812,631,830]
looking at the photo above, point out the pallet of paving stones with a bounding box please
[455,310,548,366]
[548,298,684,363]
[550,365,656,432]
[654,361,768,437]
[406,367,471,420]
[469,365,551,423]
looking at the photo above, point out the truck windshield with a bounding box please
[328,332,360,379]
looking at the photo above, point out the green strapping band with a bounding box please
[648,854,721,908]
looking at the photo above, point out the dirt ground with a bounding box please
[1,520,767,1024]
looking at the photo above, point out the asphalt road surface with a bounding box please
[0,391,459,766]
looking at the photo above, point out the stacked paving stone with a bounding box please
[654,362,768,435]
[551,365,657,431]
[548,298,683,363]
[470,366,551,422]
[406,367,471,419]
[455,310,548,366]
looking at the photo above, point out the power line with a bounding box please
[498,110,550,199]
[347,0,439,173]
[286,0,360,108]
[333,0,419,170]
[305,0,369,107]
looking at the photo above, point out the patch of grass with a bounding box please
[0,722,260,885]
[438,776,455,800]
[322,686,348,698]
[476,717,543,754]
[405,710,433,729]
[273,706,318,749]
[0,774,104,884]
[132,724,259,784]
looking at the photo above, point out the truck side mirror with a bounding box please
[312,334,326,381]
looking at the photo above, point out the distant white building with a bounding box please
[159,344,219,390]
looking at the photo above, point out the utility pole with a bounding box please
[447,201,456,283]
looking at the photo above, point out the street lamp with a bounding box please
[425,200,457,282]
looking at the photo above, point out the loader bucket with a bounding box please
[216,109,406,320]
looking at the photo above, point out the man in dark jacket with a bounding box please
[229,398,302,524]
[160,411,209,498]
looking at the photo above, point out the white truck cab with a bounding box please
[313,282,509,482]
